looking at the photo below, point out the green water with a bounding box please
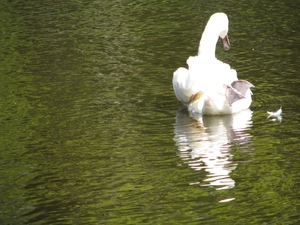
[1,0,300,224]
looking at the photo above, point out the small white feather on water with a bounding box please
[267,107,282,122]
[267,107,282,118]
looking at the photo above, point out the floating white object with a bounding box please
[219,198,235,203]
[267,107,282,118]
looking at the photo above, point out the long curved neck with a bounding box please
[197,27,219,58]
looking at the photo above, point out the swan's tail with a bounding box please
[172,67,195,105]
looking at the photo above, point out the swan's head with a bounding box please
[199,12,230,55]
[208,12,230,50]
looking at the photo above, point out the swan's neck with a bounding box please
[197,27,219,58]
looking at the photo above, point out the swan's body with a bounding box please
[172,12,253,115]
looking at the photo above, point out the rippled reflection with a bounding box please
[174,107,253,190]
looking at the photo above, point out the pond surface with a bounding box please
[1,0,300,224]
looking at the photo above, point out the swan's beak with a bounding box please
[221,35,230,51]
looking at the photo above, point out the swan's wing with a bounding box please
[226,88,245,106]
[231,80,254,96]
[226,80,254,106]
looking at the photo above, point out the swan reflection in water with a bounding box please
[174,107,253,190]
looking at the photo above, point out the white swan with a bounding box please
[172,12,254,115]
